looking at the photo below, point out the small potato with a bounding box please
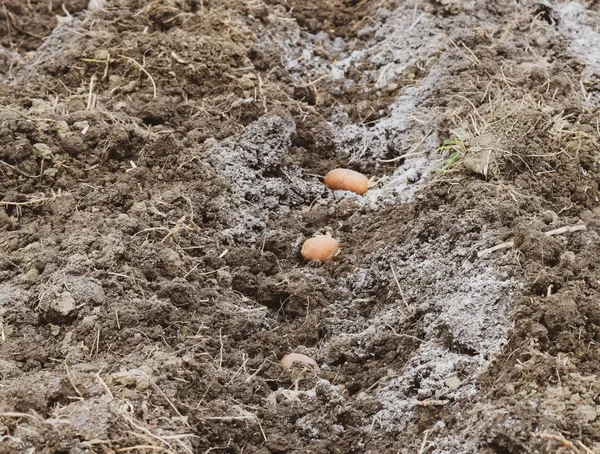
[301,235,340,262]
[280,353,319,370]
[324,168,369,195]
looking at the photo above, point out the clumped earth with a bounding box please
[2,0,600,453]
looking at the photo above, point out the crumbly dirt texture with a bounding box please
[2,0,600,453]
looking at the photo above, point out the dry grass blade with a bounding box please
[0,412,42,421]
[479,224,587,257]
[116,446,169,452]
[0,189,65,218]
[390,264,410,311]
[123,414,196,454]
[64,362,83,397]
[199,413,267,442]
[541,433,583,454]
[120,54,157,99]
[0,160,42,178]
[139,370,191,428]
[418,429,431,454]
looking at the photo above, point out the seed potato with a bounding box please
[324,168,369,195]
[301,235,340,262]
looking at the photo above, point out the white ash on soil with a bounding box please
[202,1,520,446]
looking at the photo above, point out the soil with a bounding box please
[2,0,600,453]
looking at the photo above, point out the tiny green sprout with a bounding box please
[436,151,462,172]
[437,139,461,151]
[435,138,464,173]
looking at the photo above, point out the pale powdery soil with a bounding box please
[235,1,521,448]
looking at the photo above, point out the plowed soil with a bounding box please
[2,1,600,453]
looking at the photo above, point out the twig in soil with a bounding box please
[546,224,588,236]
[86,74,97,110]
[0,107,57,123]
[415,399,449,407]
[478,224,587,258]
[161,214,187,243]
[133,226,170,237]
[390,264,410,311]
[0,160,42,179]
[409,7,425,31]
[218,328,224,369]
[0,253,24,274]
[384,324,423,343]
[447,39,480,66]
[196,379,216,409]
[171,51,188,64]
[297,74,330,87]
[82,56,111,80]
[89,328,101,358]
[418,429,431,454]
[150,381,191,428]
[256,418,268,442]
[62,4,72,17]
[135,214,197,244]
[64,362,83,397]
[171,343,211,356]
[0,412,42,421]
[257,73,267,112]
[120,55,157,99]
[369,413,382,433]
[199,414,267,442]
[106,271,144,282]
[378,150,426,163]
[96,371,194,453]
[201,415,255,421]
[202,438,232,454]
[375,63,392,88]
[183,262,201,278]
[96,373,114,399]
[0,189,64,217]
[116,446,168,452]
[245,357,269,383]
[379,130,432,163]
[122,414,196,454]
[541,433,586,454]
[225,353,250,386]
[576,441,594,454]
[477,240,515,257]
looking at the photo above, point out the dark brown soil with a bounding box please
[0,1,88,51]
[2,0,600,453]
